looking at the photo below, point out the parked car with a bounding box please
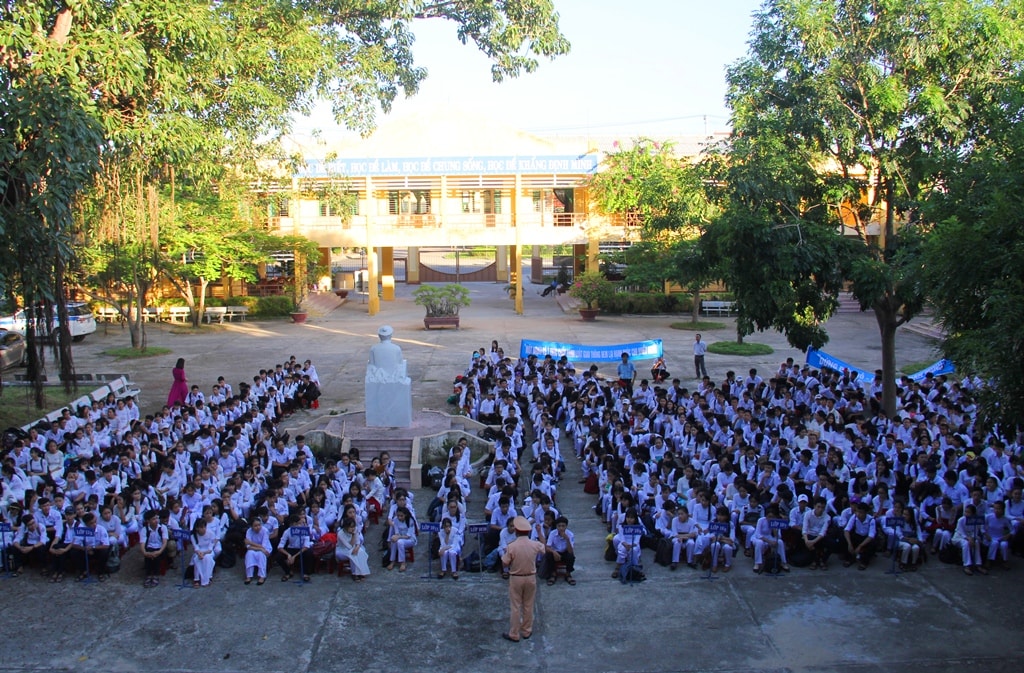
[0,329,27,370]
[0,302,97,342]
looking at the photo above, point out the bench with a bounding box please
[108,375,141,401]
[142,307,163,322]
[204,306,228,324]
[701,300,736,316]
[224,305,250,321]
[167,306,192,323]
[95,306,122,323]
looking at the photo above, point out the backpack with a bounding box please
[106,543,121,573]
[619,562,646,583]
[655,538,673,566]
[462,550,482,573]
[938,543,959,564]
[604,534,616,562]
[583,473,599,495]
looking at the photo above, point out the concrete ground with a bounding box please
[2,282,1022,673]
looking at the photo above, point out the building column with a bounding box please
[511,244,523,315]
[587,235,600,272]
[367,243,379,317]
[530,245,543,284]
[381,246,395,301]
[572,244,587,277]
[495,245,508,281]
[407,247,421,284]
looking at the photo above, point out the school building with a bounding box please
[263,110,724,314]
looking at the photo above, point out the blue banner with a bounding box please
[907,358,956,382]
[519,339,662,362]
[805,348,955,383]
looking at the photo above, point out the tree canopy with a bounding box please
[716,0,1024,415]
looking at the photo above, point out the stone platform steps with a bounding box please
[300,291,346,317]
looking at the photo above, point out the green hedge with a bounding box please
[250,295,294,317]
[600,292,693,314]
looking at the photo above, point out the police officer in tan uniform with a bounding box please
[501,516,545,642]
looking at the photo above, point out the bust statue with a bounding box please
[365,325,412,426]
[367,325,407,382]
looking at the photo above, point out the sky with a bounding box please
[295,0,764,140]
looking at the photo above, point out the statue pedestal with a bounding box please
[365,378,412,428]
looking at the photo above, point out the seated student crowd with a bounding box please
[0,356,399,586]
[576,357,1022,577]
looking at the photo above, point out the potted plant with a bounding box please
[569,270,615,321]
[290,303,308,324]
[413,284,471,330]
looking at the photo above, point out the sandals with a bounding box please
[452,572,459,580]
[256,577,266,585]
[244,577,253,585]
[385,563,395,571]
[963,566,974,576]
[566,575,576,585]
[501,571,509,580]
[193,581,201,589]
[51,574,64,584]
[302,575,311,582]
[281,574,292,582]
[547,577,556,586]
[398,563,406,572]
[437,573,446,579]
[76,572,89,582]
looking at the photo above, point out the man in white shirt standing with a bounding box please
[693,334,709,379]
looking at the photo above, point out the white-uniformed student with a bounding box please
[752,504,790,573]
[437,517,463,580]
[896,506,925,570]
[190,518,217,587]
[709,506,737,572]
[386,506,417,572]
[984,500,1012,569]
[140,509,169,588]
[244,517,272,585]
[276,513,316,582]
[952,503,986,575]
[611,507,646,578]
[335,517,370,581]
[669,506,698,570]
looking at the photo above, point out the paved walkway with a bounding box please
[4,283,1012,673]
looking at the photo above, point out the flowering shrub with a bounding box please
[568,271,615,310]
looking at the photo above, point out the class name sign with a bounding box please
[520,339,663,363]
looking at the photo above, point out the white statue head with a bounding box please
[378,325,394,341]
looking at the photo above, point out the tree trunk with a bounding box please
[736,325,744,344]
[198,278,209,326]
[874,301,899,417]
[53,257,75,395]
[691,288,701,323]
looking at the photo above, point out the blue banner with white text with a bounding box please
[805,348,955,383]
[520,339,663,362]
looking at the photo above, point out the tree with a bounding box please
[923,79,1024,426]
[587,139,720,322]
[721,0,1023,415]
[160,187,321,326]
[2,0,570,383]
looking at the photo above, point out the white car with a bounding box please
[0,302,97,342]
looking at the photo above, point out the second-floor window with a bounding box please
[388,190,431,215]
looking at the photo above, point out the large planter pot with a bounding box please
[424,315,460,330]
[290,311,308,324]
[333,289,349,299]
[578,308,599,322]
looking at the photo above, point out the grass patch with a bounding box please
[898,360,938,375]
[103,346,172,359]
[0,387,82,429]
[169,324,226,335]
[669,321,727,331]
[708,341,774,356]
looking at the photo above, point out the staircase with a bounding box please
[299,291,347,317]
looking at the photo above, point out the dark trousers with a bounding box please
[70,547,111,575]
[847,533,875,565]
[12,546,48,571]
[541,550,575,578]
[143,549,166,576]
[694,355,708,378]
[276,548,315,575]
